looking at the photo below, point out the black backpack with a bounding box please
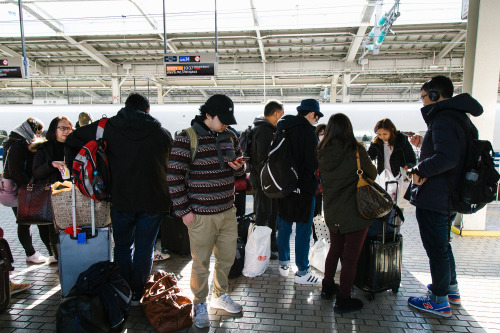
[447,115,500,214]
[260,126,301,198]
[56,261,131,333]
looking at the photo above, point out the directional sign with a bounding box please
[164,53,217,77]
[0,57,25,79]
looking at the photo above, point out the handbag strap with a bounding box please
[1,148,9,177]
[356,149,363,179]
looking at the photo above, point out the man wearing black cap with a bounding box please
[276,98,324,285]
[167,94,246,328]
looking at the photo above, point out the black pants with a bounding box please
[12,207,58,259]
[253,186,278,246]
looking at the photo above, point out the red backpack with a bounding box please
[71,118,110,202]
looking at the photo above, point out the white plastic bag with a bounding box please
[396,168,411,208]
[313,215,330,242]
[375,169,397,203]
[309,239,341,273]
[242,225,272,277]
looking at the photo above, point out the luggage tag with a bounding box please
[78,231,87,244]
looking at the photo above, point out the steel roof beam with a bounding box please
[436,31,466,61]
[250,0,266,63]
[345,1,376,62]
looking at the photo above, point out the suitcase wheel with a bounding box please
[366,293,375,301]
[392,287,399,293]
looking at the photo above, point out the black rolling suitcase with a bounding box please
[161,213,190,256]
[354,180,404,301]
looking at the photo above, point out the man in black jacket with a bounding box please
[276,99,323,285]
[249,100,284,256]
[65,93,173,305]
[407,76,483,317]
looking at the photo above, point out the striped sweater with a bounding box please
[167,121,244,217]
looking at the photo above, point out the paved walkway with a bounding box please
[1,204,500,333]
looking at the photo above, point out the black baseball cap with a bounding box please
[204,94,237,125]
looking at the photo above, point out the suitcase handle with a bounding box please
[68,227,100,241]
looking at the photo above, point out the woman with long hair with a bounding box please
[316,113,377,313]
[32,116,74,262]
[367,118,416,176]
[2,117,51,264]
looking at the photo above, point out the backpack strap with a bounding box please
[96,118,108,140]
[184,127,198,162]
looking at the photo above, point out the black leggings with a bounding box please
[12,207,58,259]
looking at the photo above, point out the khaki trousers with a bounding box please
[187,207,237,305]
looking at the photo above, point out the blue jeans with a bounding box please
[416,207,457,301]
[277,197,315,275]
[111,208,162,296]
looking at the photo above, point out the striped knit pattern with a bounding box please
[167,129,243,217]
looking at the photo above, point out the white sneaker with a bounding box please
[194,303,210,328]
[26,252,47,264]
[279,265,290,277]
[210,294,242,313]
[153,250,170,261]
[48,255,58,264]
[294,270,321,285]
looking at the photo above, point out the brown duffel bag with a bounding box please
[141,270,193,333]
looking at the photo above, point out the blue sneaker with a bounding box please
[408,296,452,317]
[427,284,461,305]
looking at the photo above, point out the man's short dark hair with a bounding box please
[298,110,311,117]
[421,75,454,99]
[125,93,150,112]
[264,100,283,117]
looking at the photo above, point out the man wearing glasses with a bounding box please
[275,99,324,285]
[406,75,484,317]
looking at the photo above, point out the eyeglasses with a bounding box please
[314,115,320,124]
[420,93,428,101]
[57,126,72,132]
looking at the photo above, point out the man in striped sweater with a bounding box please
[167,94,246,329]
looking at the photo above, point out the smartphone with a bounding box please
[401,131,415,137]
[233,156,250,162]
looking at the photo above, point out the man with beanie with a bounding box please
[167,94,246,328]
[407,75,483,317]
[65,93,173,305]
[276,99,323,285]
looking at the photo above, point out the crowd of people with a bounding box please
[1,75,484,326]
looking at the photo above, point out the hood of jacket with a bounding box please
[276,114,311,132]
[252,116,275,129]
[316,139,353,172]
[111,106,163,141]
[421,93,483,125]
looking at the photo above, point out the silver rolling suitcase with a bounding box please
[58,185,112,296]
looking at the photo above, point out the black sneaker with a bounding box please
[130,294,141,307]
[270,252,278,260]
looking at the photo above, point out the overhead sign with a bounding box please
[0,57,25,79]
[164,53,217,77]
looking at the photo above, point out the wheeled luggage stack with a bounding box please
[56,183,112,296]
[354,180,404,301]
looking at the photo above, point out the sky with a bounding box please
[0,0,465,37]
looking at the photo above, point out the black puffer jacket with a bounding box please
[65,106,173,213]
[409,93,483,213]
[367,131,416,176]
[33,140,65,184]
[248,116,276,189]
[2,133,35,186]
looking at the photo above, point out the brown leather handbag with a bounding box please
[356,150,393,219]
[17,182,54,225]
[141,270,193,333]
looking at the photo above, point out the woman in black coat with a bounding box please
[367,118,416,176]
[317,113,377,314]
[2,118,51,264]
[33,116,74,262]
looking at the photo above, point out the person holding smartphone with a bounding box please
[367,118,416,177]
